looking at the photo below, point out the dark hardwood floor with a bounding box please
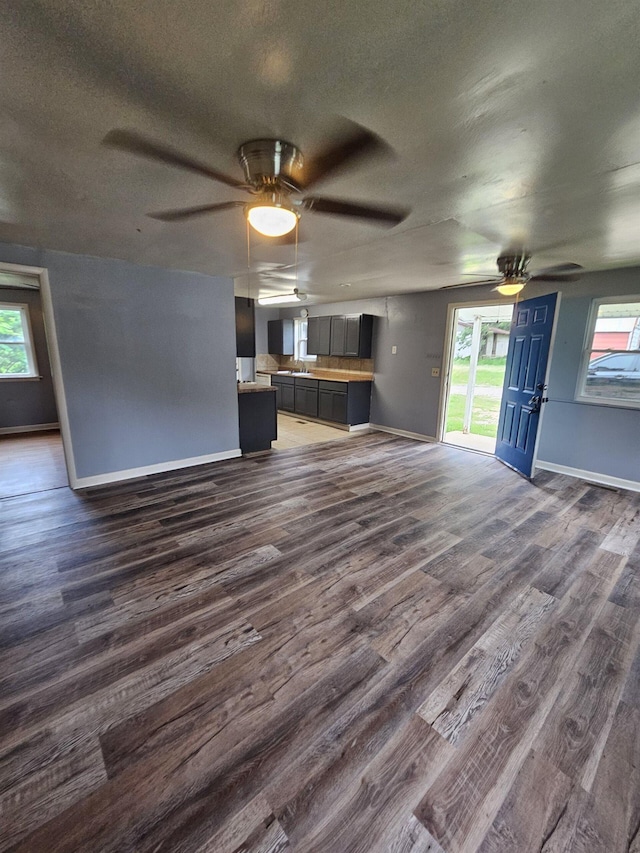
[0,430,67,499]
[1,433,639,852]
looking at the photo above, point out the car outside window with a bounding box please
[577,298,640,408]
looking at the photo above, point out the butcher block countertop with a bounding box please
[259,370,373,382]
[237,382,277,394]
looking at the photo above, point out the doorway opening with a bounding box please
[0,263,71,495]
[442,302,514,454]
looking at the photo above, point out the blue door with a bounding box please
[495,292,558,478]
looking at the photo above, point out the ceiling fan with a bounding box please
[444,251,583,296]
[103,123,409,237]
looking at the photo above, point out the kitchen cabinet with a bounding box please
[330,316,346,356]
[237,385,277,454]
[318,387,347,423]
[319,379,371,424]
[235,297,256,358]
[271,375,371,425]
[295,377,319,418]
[268,319,294,355]
[327,313,373,358]
[344,314,374,358]
[307,315,332,356]
[270,374,295,412]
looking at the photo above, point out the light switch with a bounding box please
[391,345,397,354]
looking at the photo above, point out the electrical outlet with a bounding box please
[432,367,440,377]
[391,345,397,354]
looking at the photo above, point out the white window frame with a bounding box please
[575,295,640,410]
[293,316,317,363]
[0,301,39,380]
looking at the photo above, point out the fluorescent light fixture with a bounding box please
[495,281,526,296]
[258,287,306,305]
[246,202,298,237]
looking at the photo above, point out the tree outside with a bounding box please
[0,308,28,374]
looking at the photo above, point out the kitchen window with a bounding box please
[0,303,39,379]
[294,317,316,362]
[576,297,640,409]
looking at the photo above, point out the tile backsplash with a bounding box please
[257,353,374,375]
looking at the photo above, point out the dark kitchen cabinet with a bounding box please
[329,314,373,358]
[237,388,277,454]
[318,388,348,423]
[345,314,373,358]
[268,319,294,355]
[235,297,256,358]
[319,379,371,425]
[307,315,332,356]
[270,374,295,412]
[272,375,371,425]
[330,316,346,356]
[295,378,319,418]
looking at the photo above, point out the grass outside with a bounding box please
[446,357,507,438]
[445,394,501,437]
[451,357,506,388]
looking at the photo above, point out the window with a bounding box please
[0,303,39,379]
[576,297,640,408]
[294,317,316,362]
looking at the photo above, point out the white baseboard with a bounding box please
[0,422,60,435]
[73,448,242,490]
[369,424,437,443]
[348,422,371,432]
[535,460,640,493]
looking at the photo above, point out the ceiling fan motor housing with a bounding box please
[497,251,531,283]
[237,139,304,192]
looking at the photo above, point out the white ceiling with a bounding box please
[0,0,638,303]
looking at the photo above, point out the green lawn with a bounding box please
[445,393,501,437]
[451,357,506,388]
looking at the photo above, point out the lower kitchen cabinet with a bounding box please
[318,388,347,423]
[271,375,371,426]
[270,375,295,412]
[294,378,319,418]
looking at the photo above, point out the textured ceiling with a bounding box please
[0,0,639,302]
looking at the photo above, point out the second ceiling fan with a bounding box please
[445,251,583,296]
[103,122,409,238]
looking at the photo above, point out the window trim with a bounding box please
[293,316,317,363]
[0,301,40,380]
[575,294,640,410]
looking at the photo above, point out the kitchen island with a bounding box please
[237,383,277,454]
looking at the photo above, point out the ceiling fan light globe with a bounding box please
[495,282,526,296]
[246,204,298,237]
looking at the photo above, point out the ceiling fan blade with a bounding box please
[299,122,390,190]
[303,196,408,225]
[530,262,583,282]
[148,201,245,221]
[441,278,502,289]
[103,130,248,190]
[459,272,502,278]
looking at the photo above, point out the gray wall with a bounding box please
[278,291,487,437]
[0,242,239,482]
[536,267,640,482]
[254,305,280,356]
[278,270,640,483]
[0,286,58,429]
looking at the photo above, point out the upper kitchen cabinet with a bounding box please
[331,314,374,358]
[330,316,346,356]
[235,297,256,358]
[267,319,294,355]
[307,315,331,356]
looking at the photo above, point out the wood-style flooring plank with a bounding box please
[2,433,639,852]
